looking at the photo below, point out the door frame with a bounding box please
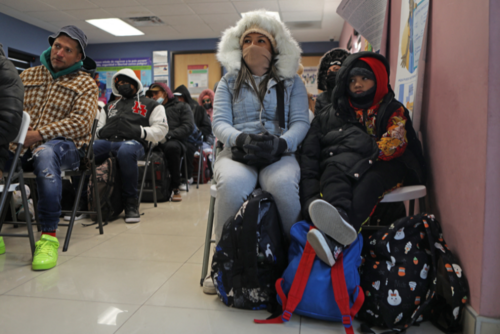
[170,50,223,89]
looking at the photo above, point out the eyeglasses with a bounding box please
[202,99,211,104]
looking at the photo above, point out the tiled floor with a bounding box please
[0,184,445,334]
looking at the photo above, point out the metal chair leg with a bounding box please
[63,168,86,252]
[409,200,415,216]
[183,152,189,192]
[200,194,216,286]
[151,156,157,207]
[29,179,41,232]
[419,197,426,213]
[18,175,35,255]
[92,160,103,235]
[197,148,202,189]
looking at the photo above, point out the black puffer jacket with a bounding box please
[0,45,24,171]
[193,105,212,140]
[164,98,194,141]
[174,85,198,111]
[314,91,331,116]
[300,52,426,211]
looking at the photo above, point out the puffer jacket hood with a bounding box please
[149,82,174,100]
[217,10,302,79]
[112,68,143,97]
[332,51,391,114]
[317,48,350,91]
[174,84,198,109]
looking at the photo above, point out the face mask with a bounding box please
[203,103,212,110]
[242,44,272,77]
[326,71,337,91]
[117,83,134,98]
[156,97,164,104]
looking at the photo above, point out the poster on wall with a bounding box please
[393,0,429,130]
[187,64,209,95]
[95,58,152,103]
[153,51,169,86]
[301,67,319,95]
[337,0,388,52]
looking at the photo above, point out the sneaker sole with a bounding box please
[307,229,336,267]
[125,217,141,224]
[203,278,217,295]
[63,214,89,221]
[309,199,357,245]
[172,198,182,202]
[32,261,57,271]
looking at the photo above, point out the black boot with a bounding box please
[124,198,140,223]
[307,228,344,267]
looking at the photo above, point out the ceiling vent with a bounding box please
[286,21,322,30]
[125,16,165,27]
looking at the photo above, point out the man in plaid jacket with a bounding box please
[5,26,98,271]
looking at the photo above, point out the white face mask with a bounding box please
[156,97,164,104]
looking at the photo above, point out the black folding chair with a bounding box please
[138,142,157,207]
[0,112,36,255]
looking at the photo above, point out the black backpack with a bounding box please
[211,189,288,310]
[87,157,123,224]
[358,213,438,332]
[138,150,171,202]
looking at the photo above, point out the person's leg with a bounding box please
[213,148,258,242]
[159,140,182,189]
[113,140,145,223]
[93,139,113,166]
[350,159,407,230]
[184,142,197,180]
[258,154,301,239]
[30,138,80,270]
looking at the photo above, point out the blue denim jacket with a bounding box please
[213,73,310,152]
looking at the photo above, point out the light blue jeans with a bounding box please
[213,147,301,242]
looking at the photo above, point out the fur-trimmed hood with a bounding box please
[217,10,302,79]
[317,48,350,91]
[197,89,215,106]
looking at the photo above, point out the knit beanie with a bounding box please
[348,59,377,108]
[239,24,277,51]
[348,59,375,81]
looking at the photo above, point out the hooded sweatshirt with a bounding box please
[97,69,168,147]
[0,44,24,171]
[174,84,198,111]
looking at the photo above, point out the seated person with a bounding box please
[315,48,350,116]
[174,84,198,111]
[147,83,194,201]
[300,52,426,267]
[95,70,168,222]
[3,26,98,270]
[197,89,215,123]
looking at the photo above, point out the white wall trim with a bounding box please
[464,305,500,334]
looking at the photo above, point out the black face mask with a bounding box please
[348,85,376,109]
[203,103,212,110]
[326,71,337,91]
[117,83,135,98]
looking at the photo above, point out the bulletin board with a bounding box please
[301,55,324,95]
[172,51,222,98]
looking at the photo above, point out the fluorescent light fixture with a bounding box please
[86,18,144,36]
[241,11,280,21]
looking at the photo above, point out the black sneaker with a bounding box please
[124,198,141,223]
[307,228,344,267]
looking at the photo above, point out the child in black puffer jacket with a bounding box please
[299,52,425,267]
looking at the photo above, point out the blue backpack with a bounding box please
[255,221,364,334]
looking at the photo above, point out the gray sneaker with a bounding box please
[308,199,357,246]
[307,229,344,267]
[203,276,216,295]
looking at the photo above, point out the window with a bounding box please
[8,48,37,74]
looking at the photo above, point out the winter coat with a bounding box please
[0,45,24,171]
[214,10,310,152]
[314,91,331,116]
[163,98,194,142]
[10,51,98,156]
[300,52,425,210]
[174,84,198,111]
[198,88,214,122]
[97,69,168,148]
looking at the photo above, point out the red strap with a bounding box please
[254,278,287,324]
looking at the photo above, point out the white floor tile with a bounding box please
[6,257,182,304]
[115,305,300,334]
[0,295,139,334]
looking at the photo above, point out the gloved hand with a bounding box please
[236,133,287,167]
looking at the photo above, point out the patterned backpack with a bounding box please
[358,213,469,333]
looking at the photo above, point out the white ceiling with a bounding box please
[0,0,345,44]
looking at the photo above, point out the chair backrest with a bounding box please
[13,111,30,145]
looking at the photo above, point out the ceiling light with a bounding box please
[86,18,144,36]
[241,11,280,21]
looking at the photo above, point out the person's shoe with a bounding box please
[63,213,90,221]
[172,189,182,202]
[308,199,357,246]
[307,229,343,267]
[179,183,188,191]
[32,234,59,270]
[187,177,194,185]
[124,198,141,223]
[203,276,216,295]
[17,199,34,221]
[0,237,5,255]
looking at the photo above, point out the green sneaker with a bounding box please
[32,234,59,271]
[0,237,5,255]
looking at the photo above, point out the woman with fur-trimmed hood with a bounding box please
[210,9,309,281]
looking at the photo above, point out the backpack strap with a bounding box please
[331,253,365,334]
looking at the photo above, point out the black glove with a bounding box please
[236,133,288,168]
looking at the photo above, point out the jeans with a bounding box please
[6,138,80,232]
[93,139,145,200]
[159,139,182,189]
[213,147,301,242]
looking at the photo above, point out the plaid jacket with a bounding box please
[10,65,98,155]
